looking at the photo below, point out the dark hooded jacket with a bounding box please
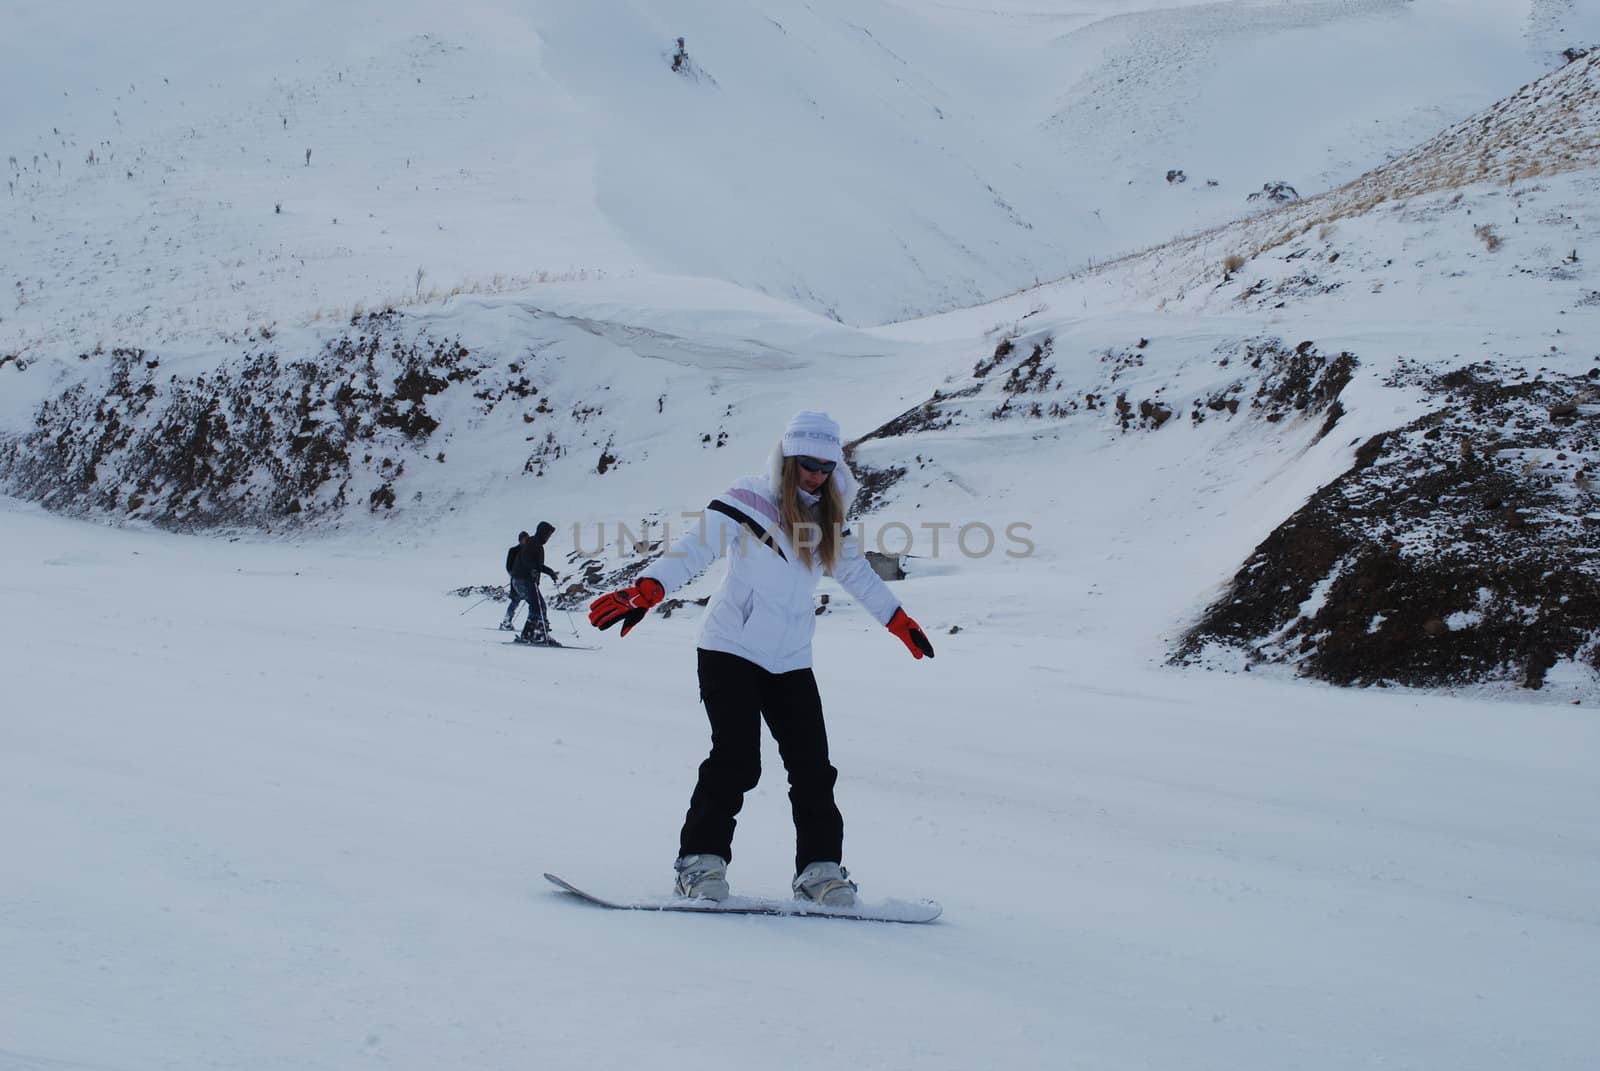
[511,521,559,585]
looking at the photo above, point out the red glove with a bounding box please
[588,577,665,637]
[887,608,935,659]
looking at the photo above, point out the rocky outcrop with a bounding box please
[0,311,539,529]
[849,332,1356,501]
[1176,362,1600,689]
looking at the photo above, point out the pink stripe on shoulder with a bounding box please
[725,486,780,525]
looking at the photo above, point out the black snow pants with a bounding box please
[678,648,843,875]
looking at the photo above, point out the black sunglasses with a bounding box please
[796,456,837,475]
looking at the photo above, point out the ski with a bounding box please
[505,639,598,650]
[542,872,942,924]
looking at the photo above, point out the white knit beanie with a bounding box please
[767,409,858,506]
[780,410,844,465]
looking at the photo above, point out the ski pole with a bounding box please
[459,594,493,616]
[549,573,582,637]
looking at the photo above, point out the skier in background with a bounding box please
[500,531,530,631]
[512,521,560,644]
[588,411,935,907]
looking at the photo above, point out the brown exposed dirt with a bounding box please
[0,312,488,529]
[1176,362,1600,689]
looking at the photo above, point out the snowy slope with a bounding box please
[854,52,1600,691]
[5,5,1600,1070]
[5,14,1600,689]
[6,0,1595,352]
[4,474,1598,1071]
[7,26,1600,688]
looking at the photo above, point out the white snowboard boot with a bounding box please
[792,861,857,907]
[673,854,730,901]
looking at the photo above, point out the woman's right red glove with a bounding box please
[887,608,935,659]
[588,577,665,637]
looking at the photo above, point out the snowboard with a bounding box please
[543,872,942,924]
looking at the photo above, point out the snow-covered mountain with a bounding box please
[861,50,1600,691]
[7,44,1599,692]
[3,0,1590,349]
[5,5,1600,1071]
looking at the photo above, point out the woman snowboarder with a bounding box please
[588,411,934,906]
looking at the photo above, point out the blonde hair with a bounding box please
[779,456,844,571]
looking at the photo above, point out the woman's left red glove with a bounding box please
[887,608,935,659]
[588,577,665,637]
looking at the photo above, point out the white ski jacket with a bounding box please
[642,450,902,674]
